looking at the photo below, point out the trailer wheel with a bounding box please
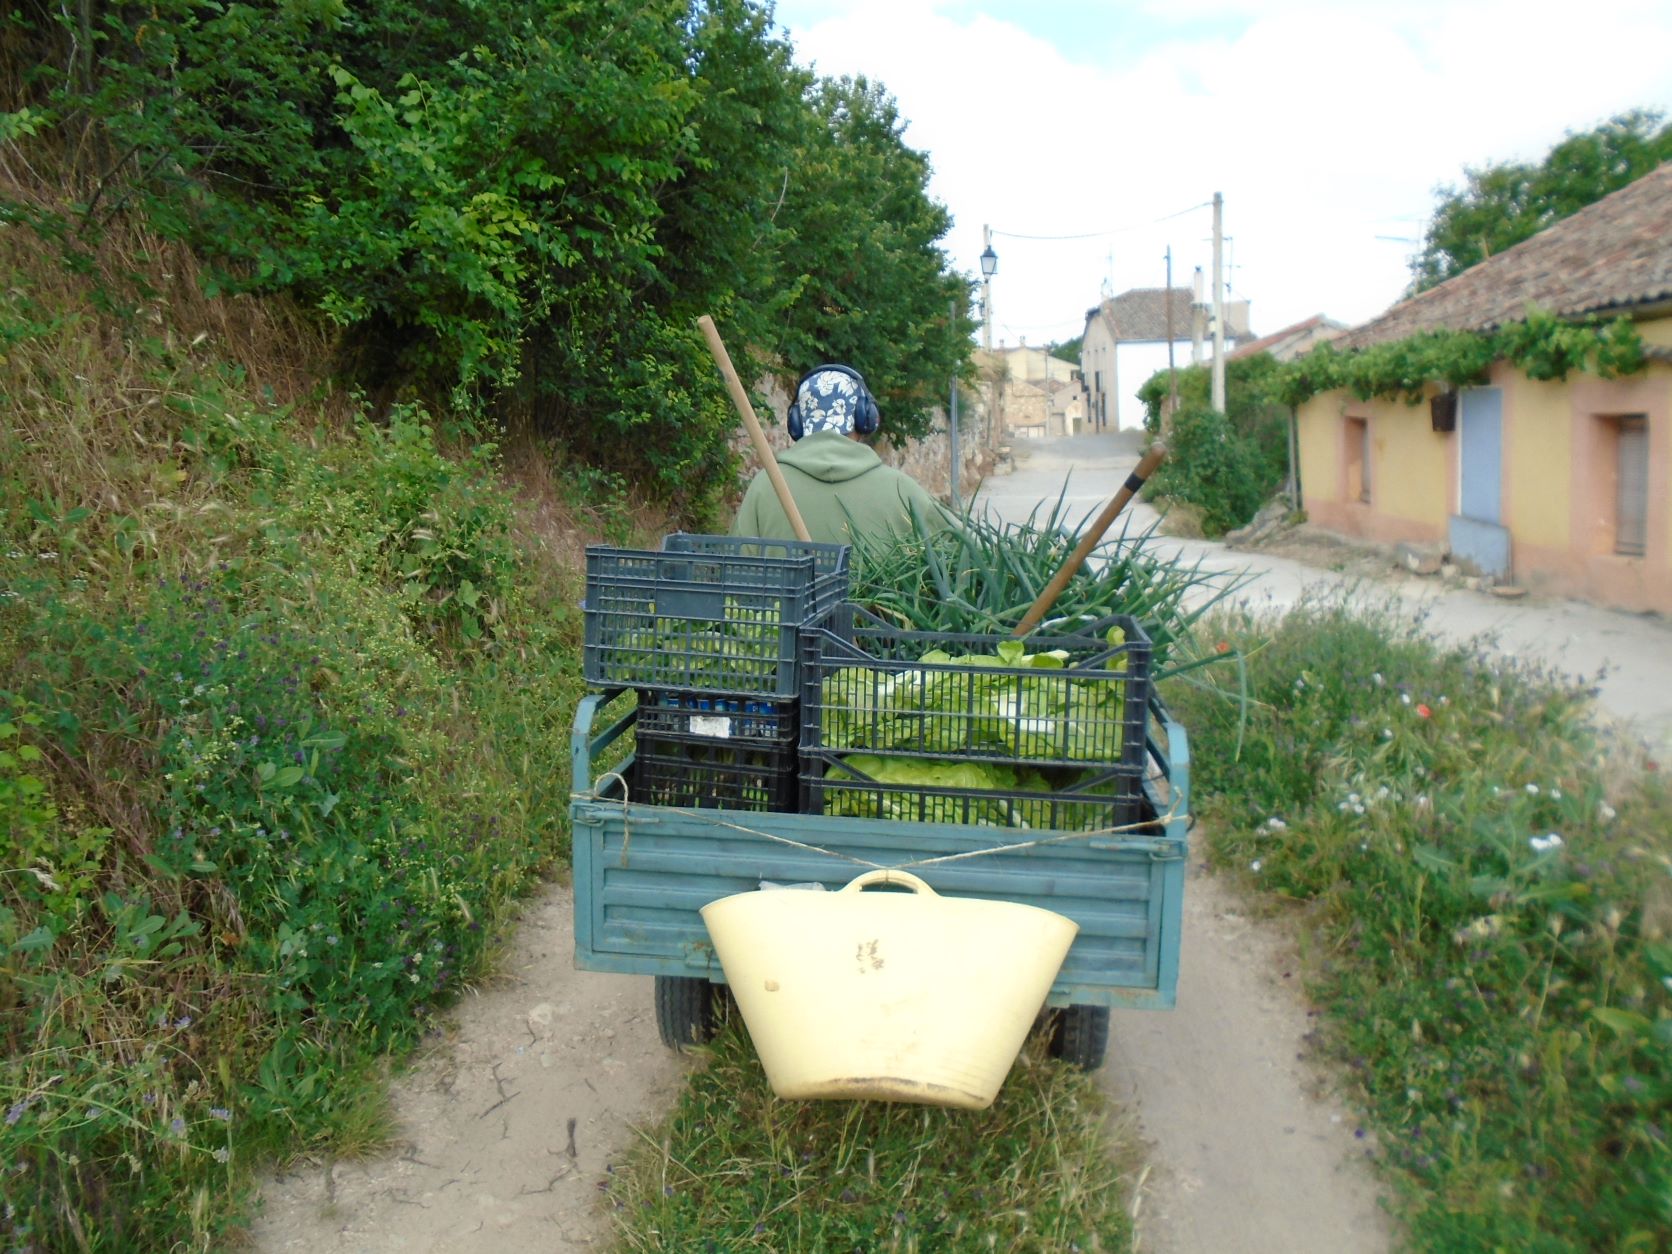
[1048,1005,1110,1071]
[655,976,722,1050]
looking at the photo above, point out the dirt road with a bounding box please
[250,886,686,1252]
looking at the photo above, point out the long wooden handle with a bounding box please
[697,314,812,544]
[1012,442,1167,637]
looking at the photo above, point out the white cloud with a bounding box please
[773,0,1672,341]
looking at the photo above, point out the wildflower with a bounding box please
[213,1147,231,1164]
[174,1015,193,1030]
[1415,703,1432,718]
[1525,783,1540,796]
[171,1117,186,1135]
[1250,859,1263,873]
[1265,817,1288,831]
[1550,787,1562,800]
[5,1102,27,1126]
[209,1107,231,1122]
[1453,914,1506,945]
[1529,833,1564,854]
[1599,802,1617,822]
[1400,692,1411,705]
[1215,640,1231,654]
[1352,803,1366,816]
[1371,672,1384,687]
[1381,728,1393,740]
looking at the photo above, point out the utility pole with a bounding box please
[1191,266,1205,365]
[949,301,960,514]
[1164,246,1177,419]
[1211,191,1226,412]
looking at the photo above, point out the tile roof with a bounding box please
[1338,162,1672,350]
[1086,287,1196,342]
[1228,314,1346,361]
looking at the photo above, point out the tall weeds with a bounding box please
[1172,595,1671,1250]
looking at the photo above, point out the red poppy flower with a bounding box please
[1415,703,1432,719]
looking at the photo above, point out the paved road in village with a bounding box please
[974,430,1672,1254]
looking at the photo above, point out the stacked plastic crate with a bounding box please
[581,534,849,812]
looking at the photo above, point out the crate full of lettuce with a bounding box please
[800,607,1152,829]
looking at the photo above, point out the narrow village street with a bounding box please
[975,430,1672,1254]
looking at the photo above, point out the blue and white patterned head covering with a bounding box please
[796,366,864,436]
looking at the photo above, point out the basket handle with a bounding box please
[838,869,939,897]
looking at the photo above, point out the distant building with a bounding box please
[1228,314,1346,363]
[1081,288,1252,430]
[984,342,1084,438]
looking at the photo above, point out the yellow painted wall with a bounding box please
[1295,395,1338,504]
[1367,396,1449,526]
[1297,392,1446,525]
[1637,314,1672,350]
[1503,371,1573,549]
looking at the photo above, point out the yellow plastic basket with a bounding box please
[700,869,1079,1109]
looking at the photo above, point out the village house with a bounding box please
[980,342,1084,438]
[1296,162,1672,613]
[1228,314,1346,364]
[1081,287,1252,430]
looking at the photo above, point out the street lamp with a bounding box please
[979,228,998,353]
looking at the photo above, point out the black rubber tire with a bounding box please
[654,975,721,1050]
[1048,1005,1110,1071]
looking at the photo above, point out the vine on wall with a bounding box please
[1273,309,1648,409]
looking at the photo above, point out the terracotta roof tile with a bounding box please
[1086,287,1196,342]
[1339,163,1672,350]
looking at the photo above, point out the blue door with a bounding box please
[1459,387,1502,523]
[1450,387,1510,577]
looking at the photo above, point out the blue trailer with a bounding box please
[568,686,1189,1070]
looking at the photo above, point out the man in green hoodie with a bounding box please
[731,363,950,545]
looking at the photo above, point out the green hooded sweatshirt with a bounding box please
[731,431,949,546]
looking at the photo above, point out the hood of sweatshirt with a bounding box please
[775,430,884,484]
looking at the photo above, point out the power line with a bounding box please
[990,200,1212,242]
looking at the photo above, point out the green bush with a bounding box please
[1144,403,1267,537]
[1171,597,1672,1250]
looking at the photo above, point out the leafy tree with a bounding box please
[3,1,975,515]
[771,76,976,441]
[1409,109,1672,291]
[1048,336,1081,364]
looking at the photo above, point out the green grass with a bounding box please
[609,1022,1135,1252]
[1169,594,1672,1251]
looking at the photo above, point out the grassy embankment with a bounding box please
[1,220,1145,1250]
[1172,596,1670,1250]
[0,216,626,1248]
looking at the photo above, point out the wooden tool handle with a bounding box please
[1011,442,1167,637]
[697,314,812,544]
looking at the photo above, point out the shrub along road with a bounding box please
[976,429,1672,1253]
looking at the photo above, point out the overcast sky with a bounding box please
[768,0,1672,347]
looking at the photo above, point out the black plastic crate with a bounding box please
[799,606,1152,830]
[636,692,798,743]
[583,535,849,698]
[630,732,799,813]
